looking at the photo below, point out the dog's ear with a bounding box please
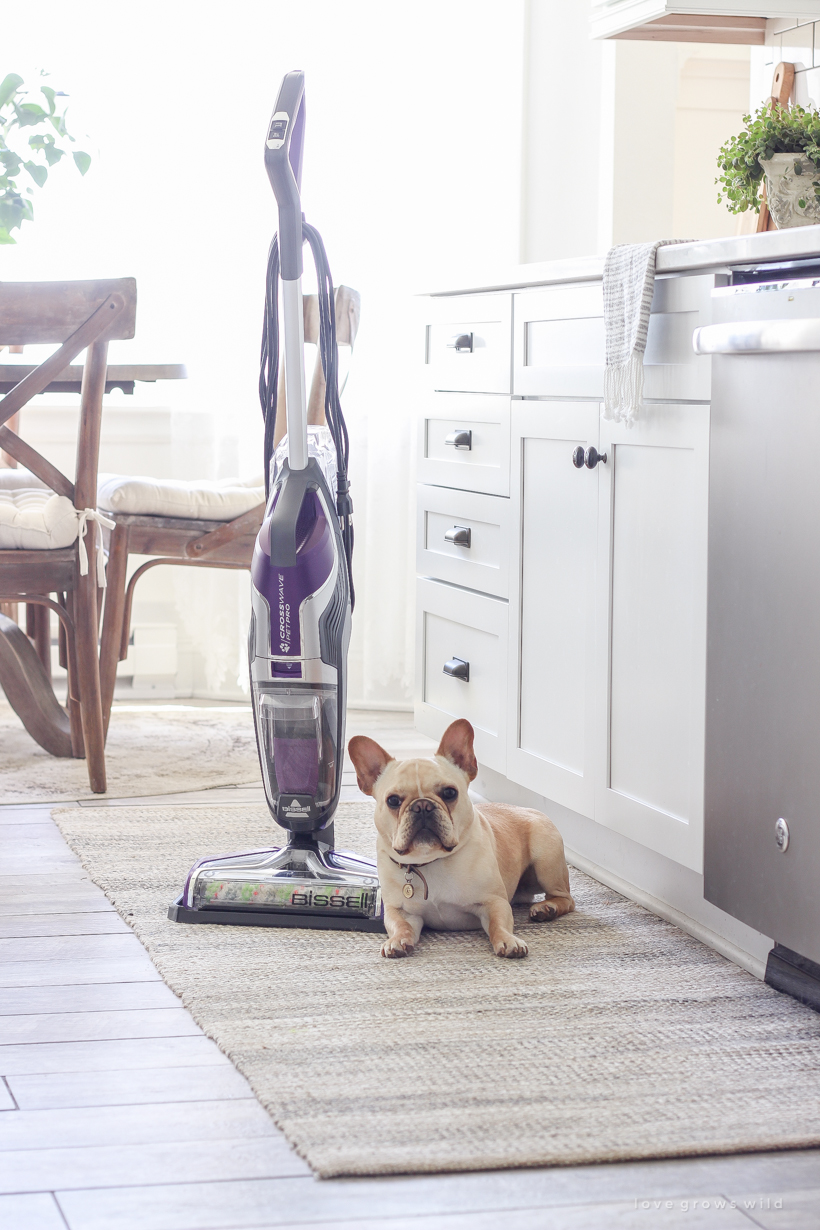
[436,719,477,781]
[348,736,394,796]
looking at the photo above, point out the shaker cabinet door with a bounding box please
[594,403,709,873]
[506,401,600,818]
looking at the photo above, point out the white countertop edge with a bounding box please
[422,226,820,297]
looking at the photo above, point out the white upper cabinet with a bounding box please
[590,1,820,43]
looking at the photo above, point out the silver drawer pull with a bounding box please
[443,657,470,682]
[444,525,471,547]
[445,428,472,450]
[447,332,473,353]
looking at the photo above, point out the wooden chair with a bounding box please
[98,284,360,733]
[0,279,137,792]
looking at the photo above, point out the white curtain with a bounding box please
[3,0,526,707]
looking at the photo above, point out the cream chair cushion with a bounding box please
[97,474,265,522]
[0,487,80,550]
[0,467,49,490]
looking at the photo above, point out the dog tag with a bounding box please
[402,882,414,899]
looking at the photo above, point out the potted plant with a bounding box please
[717,103,820,229]
[0,71,90,245]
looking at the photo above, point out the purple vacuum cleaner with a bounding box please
[168,70,383,932]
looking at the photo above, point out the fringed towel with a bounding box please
[602,240,690,426]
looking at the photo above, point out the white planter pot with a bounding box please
[759,152,820,229]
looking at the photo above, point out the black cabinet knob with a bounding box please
[572,446,585,468]
[584,446,607,469]
[447,332,474,353]
[443,657,470,682]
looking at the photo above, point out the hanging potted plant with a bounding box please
[0,71,91,245]
[717,103,820,229]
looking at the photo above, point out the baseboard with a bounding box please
[346,701,414,712]
[565,846,767,981]
[765,944,820,1012]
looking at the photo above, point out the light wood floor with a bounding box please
[1,707,819,1229]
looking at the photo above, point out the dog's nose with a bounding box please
[409,798,436,816]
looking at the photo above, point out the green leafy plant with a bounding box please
[0,71,91,244]
[717,103,820,214]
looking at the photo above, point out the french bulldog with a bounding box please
[348,718,574,958]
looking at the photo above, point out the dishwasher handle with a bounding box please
[693,318,820,355]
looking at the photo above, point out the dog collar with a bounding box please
[388,856,429,900]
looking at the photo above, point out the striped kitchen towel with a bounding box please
[602,240,690,426]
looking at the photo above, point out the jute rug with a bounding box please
[1,702,259,803]
[53,800,820,1179]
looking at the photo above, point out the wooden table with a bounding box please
[0,363,187,468]
[0,362,187,397]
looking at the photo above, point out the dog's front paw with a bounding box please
[380,937,415,958]
[494,934,528,959]
[529,901,557,922]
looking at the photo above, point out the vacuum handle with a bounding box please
[265,70,306,281]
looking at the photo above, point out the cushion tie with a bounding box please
[77,508,116,587]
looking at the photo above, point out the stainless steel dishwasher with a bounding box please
[695,262,820,1007]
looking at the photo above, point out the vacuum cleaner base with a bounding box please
[171,839,385,933]
[168,896,385,932]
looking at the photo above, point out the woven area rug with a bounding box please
[53,800,820,1179]
[1,702,259,803]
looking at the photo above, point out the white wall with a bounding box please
[3,2,758,705]
[520,2,751,260]
[519,0,608,261]
[2,0,526,705]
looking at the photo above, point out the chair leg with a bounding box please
[99,524,128,739]
[73,522,107,793]
[63,592,85,759]
[0,614,73,757]
[31,603,51,678]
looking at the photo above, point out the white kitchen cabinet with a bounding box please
[418,268,715,879]
[418,393,511,497]
[416,485,511,599]
[512,274,716,403]
[415,578,508,773]
[594,402,710,872]
[589,0,813,43]
[423,293,512,394]
[513,285,605,398]
[506,401,601,818]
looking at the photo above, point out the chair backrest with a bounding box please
[0,279,137,509]
[0,279,137,345]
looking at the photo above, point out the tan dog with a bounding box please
[348,718,574,958]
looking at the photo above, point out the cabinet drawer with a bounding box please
[418,393,510,496]
[642,274,714,402]
[415,578,507,773]
[513,274,716,403]
[424,293,512,393]
[417,486,511,598]
[514,285,605,398]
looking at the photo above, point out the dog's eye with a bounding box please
[439,786,458,802]
[386,794,402,809]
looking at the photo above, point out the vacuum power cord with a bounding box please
[258,223,355,609]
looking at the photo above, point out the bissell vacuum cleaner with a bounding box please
[168,70,384,933]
